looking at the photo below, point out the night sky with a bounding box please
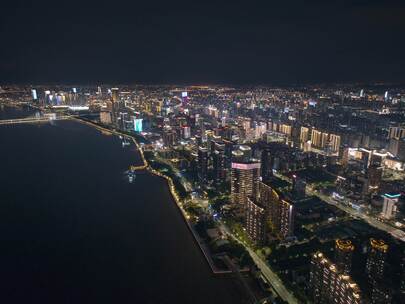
[1,0,405,85]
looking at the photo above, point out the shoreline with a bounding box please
[73,117,229,275]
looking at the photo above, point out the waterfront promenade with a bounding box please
[73,117,297,303]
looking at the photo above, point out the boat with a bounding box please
[128,170,136,183]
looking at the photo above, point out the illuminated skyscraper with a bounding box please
[134,118,143,132]
[366,239,388,286]
[381,193,399,219]
[231,160,260,206]
[279,199,294,239]
[212,148,225,187]
[197,146,209,185]
[329,134,341,153]
[245,196,267,245]
[300,126,309,143]
[31,89,38,102]
[335,239,354,275]
[310,252,362,304]
[311,129,322,148]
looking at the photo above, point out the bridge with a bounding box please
[0,115,73,125]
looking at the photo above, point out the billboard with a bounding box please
[134,118,143,132]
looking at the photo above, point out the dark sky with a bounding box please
[1,0,405,85]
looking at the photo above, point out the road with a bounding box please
[274,172,405,242]
[218,221,299,304]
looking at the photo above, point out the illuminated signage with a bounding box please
[231,162,261,170]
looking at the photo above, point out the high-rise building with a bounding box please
[367,165,383,192]
[279,199,294,239]
[261,149,273,182]
[100,111,112,125]
[257,181,295,240]
[197,146,209,185]
[329,133,341,153]
[292,174,306,199]
[309,252,362,304]
[162,128,177,147]
[366,239,388,286]
[381,193,400,219]
[245,196,267,245]
[111,88,119,102]
[335,239,354,275]
[311,129,322,148]
[231,160,260,206]
[31,89,38,102]
[300,126,309,143]
[212,149,225,186]
[388,126,405,140]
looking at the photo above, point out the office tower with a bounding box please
[279,199,294,239]
[197,117,206,140]
[245,196,267,245]
[197,146,209,185]
[97,86,102,96]
[212,149,225,186]
[381,193,400,219]
[223,139,234,167]
[111,88,119,102]
[335,239,354,275]
[292,174,306,199]
[300,126,309,143]
[231,160,260,206]
[310,252,362,304]
[261,149,273,182]
[366,239,388,286]
[118,112,129,130]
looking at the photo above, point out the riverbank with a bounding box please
[72,117,229,274]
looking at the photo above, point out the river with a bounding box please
[0,106,246,303]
